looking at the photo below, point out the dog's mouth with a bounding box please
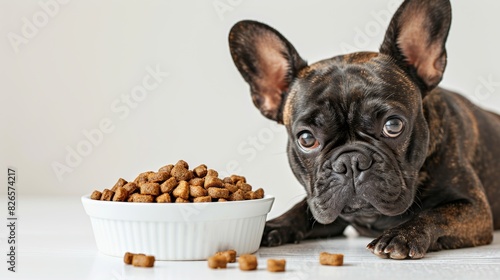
[308,192,378,224]
[340,199,375,215]
[308,180,410,224]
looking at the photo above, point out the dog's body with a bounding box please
[229,0,500,259]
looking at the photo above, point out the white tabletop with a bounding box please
[1,195,499,280]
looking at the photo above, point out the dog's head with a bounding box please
[229,0,451,224]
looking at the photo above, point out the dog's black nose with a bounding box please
[331,152,373,176]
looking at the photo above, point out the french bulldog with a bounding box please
[228,0,500,259]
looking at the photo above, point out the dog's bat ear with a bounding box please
[229,20,307,123]
[380,0,451,92]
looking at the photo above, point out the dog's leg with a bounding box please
[261,198,349,246]
[367,169,494,259]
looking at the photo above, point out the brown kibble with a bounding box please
[123,182,139,194]
[252,188,264,199]
[91,161,266,204]
[140,183,161,196]
[215,250,237,263]
[206,169,219,177]
[134,171,153,185]
[124,252,134,264]
[147,171,170,183]
[224,183,238,193]
[175,159,189,169]
[190,185,208,197]
[229,189,245,201]
[90,190,102,200]
[132,194,154,203]
[189,177,205,186]
[267,259,286,272]
[208,187,229,199]
[128,193,138,202]
[204,177,224,188]
[112,187,129,202]
[244,191,253,200]
[208,255,227,269]
[237,181,252,192]
[171,165,193,181]
[173,181,190,200]
[175,197,189,203]
[193,196,212,203]
[111,178,127,192]
[158,164,174,174]
[193,164,208,178]
[156,193,172,203]
[230,175,246,184]
[101,189,114,201]
[239,254,258,271]
[132,254,155,267]
[319,252,344,266]
[160,177,178,193]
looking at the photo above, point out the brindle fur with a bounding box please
[229,0,499,259]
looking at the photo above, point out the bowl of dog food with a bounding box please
[81,160,274,261]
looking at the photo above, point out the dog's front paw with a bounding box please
[261,219,306,247]
[366,227,431,259]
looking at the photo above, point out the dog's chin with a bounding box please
[307,178,414,224]
[309,207,338,225]
[309,196,411,225]
[308,195,378,225]
[307,195,345,224]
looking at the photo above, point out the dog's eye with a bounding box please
[383,118,404,138]
[297,131,320,151]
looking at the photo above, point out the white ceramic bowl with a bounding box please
[81,194,274,260]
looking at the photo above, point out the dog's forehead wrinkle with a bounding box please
[292,89,402,135]
[289,54,422,139]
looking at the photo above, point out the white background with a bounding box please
[2,0,500,219]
